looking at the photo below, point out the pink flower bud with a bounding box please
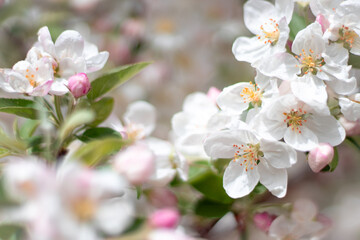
[316,14,330,33]
[308,143,334,173]
[113,143,155,185]
[253,212,276,233]
[207,87,221,104]
[149,208,180,229]
[68,73,91,98]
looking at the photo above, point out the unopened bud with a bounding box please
[253,212,276,233]
[308,143,334,173]
[149,208,180,229]
[68,73,91,98]
[316,14,330,33]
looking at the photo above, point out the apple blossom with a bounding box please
[149,208,180,229]
[232,0,294,68]
[256,94,345,151]
[204,129,297,198]
[339,93,360,122]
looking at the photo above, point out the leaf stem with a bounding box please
[54,95,64,124]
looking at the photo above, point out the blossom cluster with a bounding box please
[172,0,359,211]
[0,0,359,239]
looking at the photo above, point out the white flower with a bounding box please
[0,49,54,96]
[36,26,109,95]
[259,22,356,106]
[146,137,188,187]
[55,162,134,240]
[106,101,157,141]
[204,129,296,198]
[172,92,232,161]
[232,0,294,68]
[256,94,345,151]
[311,0,360,55]
[269,199,330,240]
[339,93,360,122]
[217,70,279,116]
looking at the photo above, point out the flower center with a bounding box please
[283,108,309,133]
[240,82,262,107]
[25,68,37,87]
[126,123,145,141]
[232,143,263,172]
[71,197,96,221]
[257,19,280,45]
[338,25,359,50]
[295,49,325,76]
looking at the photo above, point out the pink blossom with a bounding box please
[67,73,91,98]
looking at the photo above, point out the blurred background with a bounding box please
[1,0,360,239]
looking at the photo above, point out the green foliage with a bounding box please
[194,198,232,218]
[18,120,40,140]
[77,127,122,142]
[0,98,45,119]
[88,97,114,127]
[289,13,308,41]
[87,62,151,101]
[321,147,339,172]
[0,225,25,240]
[73,137,127,166]
[189,168,233,204]
[349,53,360,69]
[59,109,95,142]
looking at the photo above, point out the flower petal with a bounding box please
[258,160,287,198]
[124,101,156,136]
[223,160,260,198]
[260,138,297,168]
[284,127,318,151]
[55,30,84,59]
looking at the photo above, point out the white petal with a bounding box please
[284,127,318,151]
[291,199,318,222]
[49,78,69,95]
[260,138,297,168]
[223,160,260,198]
[86,51,109,73]
[292,22,325,56]
[7,71,32,93]
[30,80,53,96]
[37,26,56,57]
[244,0,277,34]
[175,133,208,160]
[204,130,258,159]
[217,82,252,114]
[95,197,134,235]
[327,76,357,95]
[258,161,287,198]
[339,96,360,121]
[257,52,299,80]
[290,75,328,107]
[275,0,294,23]
[306,114,345,146]
[232,36,270,65]
[124,101,156,136]
[55,30,84,60]
[58,57,86,78]
[183,92,217,116]
[269,215,295,238]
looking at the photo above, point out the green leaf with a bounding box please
[0,135,27,154]
[0,225,25,240]
[289,13,308,41]
[87,62,151,101]
[0,98,44,119]
[19,119,40,139]
[73,137,127,166]
[194,198,231,218]
[77,127,121,142]
[321,147,339,172]
[349,53,360,69]
[189,169,233,204]
[59,110,95,142]
[346,136,360,151]
[88,97,114,127]
[0,148,10,158]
